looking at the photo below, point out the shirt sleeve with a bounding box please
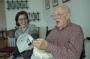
[29,24,37,31]
[15,30,18,39]
[46,27,84,59]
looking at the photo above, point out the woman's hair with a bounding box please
[15,11,29,26]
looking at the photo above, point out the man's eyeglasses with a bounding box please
[51,12,68,19]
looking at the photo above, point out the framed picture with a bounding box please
[7,1,13,9]
[45,0,50,10]
[22,2,27,7]
[62,0,70,3]
[17,1,22,8]
[6,0,28,10]
[13,1,17,8]
[52,0,58,7]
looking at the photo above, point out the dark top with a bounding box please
[12,24,39,59]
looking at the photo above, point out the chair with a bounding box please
[46,26,52,37]
[79,39,86,59]
[0,43,15,58]
[0,29,16,59]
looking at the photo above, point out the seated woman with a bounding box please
[9,11,39,59]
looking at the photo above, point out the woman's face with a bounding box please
[18,14,28,28]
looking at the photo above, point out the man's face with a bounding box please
[54,7,69,29]
[18,14,28,28]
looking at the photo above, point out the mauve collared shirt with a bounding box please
[46,21,84,59]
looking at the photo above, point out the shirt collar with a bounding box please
[18,24,29,32]
[55,20,71,30]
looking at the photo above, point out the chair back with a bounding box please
[79,39,86,59]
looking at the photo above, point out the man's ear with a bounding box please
[66,13,70,20]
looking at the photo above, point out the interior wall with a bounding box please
[43,0,81,29]
[79,0,90,37]
[4,0,46,30]
[3,0,90,59]
[0,0,6,30]
[43,0,90,38]
[4,0,90,38]
[80,0,90,59]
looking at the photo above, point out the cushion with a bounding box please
[0,46,15,52]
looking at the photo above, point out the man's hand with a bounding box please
[33,38,48,50]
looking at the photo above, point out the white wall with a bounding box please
[43,0,90,38]
[80,0,90,59]
[4,0,90,40]
[80,0,90,37]
[4,0,90,41]
[4,0,47,30]
[43,0,82,30]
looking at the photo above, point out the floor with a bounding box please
[0,53,9,59]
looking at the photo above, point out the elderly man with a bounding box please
[33,5,84,59]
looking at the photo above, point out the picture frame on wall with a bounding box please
[52,0,58,7]
[7,1,13,9]
[45,0,50,10]
[6,0,28,10]
[62,0,70,3]
[17,1,22,8]
[13,1,17,8]
[22,2,27,7]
